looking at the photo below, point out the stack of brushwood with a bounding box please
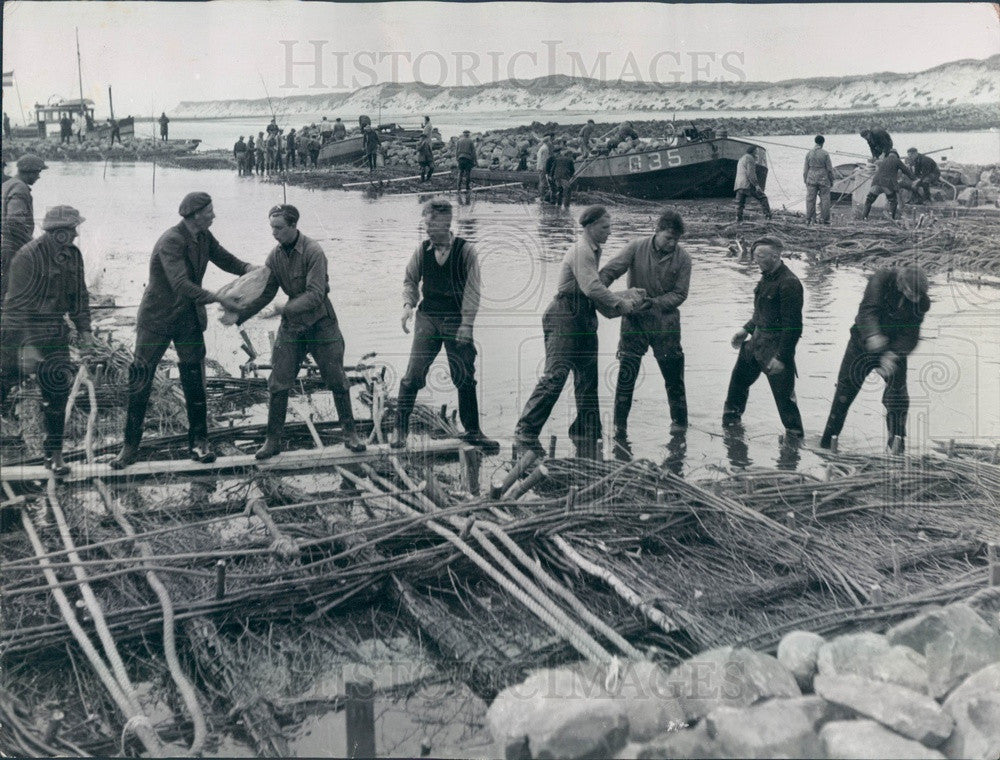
[2,441,998,755]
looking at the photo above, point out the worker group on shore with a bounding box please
[1,145,931,474]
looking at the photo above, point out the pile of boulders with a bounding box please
[939,162,1000,207]
[486,601,1000,759]
[5,138,201,164]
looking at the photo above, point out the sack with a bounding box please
[215,266,271,310]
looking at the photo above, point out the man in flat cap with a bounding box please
[2,206,93,474]
[111,192,252,469]
[227,204,367,458]
[819,264,930,454]
[514,205,646,456]
[1,154,47,304]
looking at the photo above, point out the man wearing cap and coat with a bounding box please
[2,206,93,474]
[111,192,252,468]
[819,265,930,454]
[2,154,47,304]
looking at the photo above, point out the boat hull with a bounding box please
[318,136,364,165]
[573,138,767,200]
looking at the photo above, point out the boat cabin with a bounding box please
[32,98,96,139]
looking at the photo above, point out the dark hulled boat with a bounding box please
[572,135,768,200]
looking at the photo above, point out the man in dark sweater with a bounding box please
[111,192,251,469]
[600,208,691,440]
[820,265,930,454]
[723,237,804,438]
[903,148,941,204]
[392,198,497,452]
[546,146,576,208]
[860,127,893,159]
[2,206,93,474]
[863,149,915,220]
[230,204,365,458]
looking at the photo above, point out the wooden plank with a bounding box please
[1,439,470,485]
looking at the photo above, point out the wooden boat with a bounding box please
[317,123,443,165]
[572,135,768,200]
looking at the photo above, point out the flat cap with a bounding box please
[579,205,608,227]
[17,154,48,172]
[42,205,84,231]
[179,191,212,217]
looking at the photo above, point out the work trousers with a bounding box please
[805,183,831,223]
[821,332,910,444]
[722,342,804,436]
[4,324,75,454]
[613,325,687,431]
[457,158,473,191]
[735,187,772,222]
[268,316,356,423]
[419,162,435,182]
[365,151,377,173]
[552,178,572,208]
[516,295,601,442]
[122,320,208,448]
[538,171,550,201]
[863,184,898,219]
[236,153,248,175]
[396,311,480,434]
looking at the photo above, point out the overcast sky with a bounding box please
[2,1,997,119]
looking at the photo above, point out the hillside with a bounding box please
[174,56,1000,118]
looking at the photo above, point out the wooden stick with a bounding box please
[345,681,376,758]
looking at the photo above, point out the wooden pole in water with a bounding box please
[345,680,376,759]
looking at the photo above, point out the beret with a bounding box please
[17,154,48,172]
[578,205,608,228]
[178,191,212,217]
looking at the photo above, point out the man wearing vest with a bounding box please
[803,135,835,225]
[391,198,498,453]
[229,204,366,458]
[110,192,252,469]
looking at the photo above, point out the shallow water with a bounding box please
[32,161,1000,476]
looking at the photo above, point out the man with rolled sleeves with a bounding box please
[599,208,691,442]
[110,192,251,469]
[391,198,498,453]
[229,204,366,458]
[722,237,804,439]
[514,205,646,453]
[2,206,94,474]
[819,265,930,454]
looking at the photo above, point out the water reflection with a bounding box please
[723,424,752,469]
[776,435,803,471]
[661,428,687,476]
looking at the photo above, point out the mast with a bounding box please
[108,85,115,121]
[76,28,85,112]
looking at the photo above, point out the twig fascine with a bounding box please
[989,543,1000,587]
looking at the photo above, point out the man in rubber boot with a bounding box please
[862,149,914,221]
[803,135,834,224]
[722,237,804,440]
[229,204,366,459]
[2,206,94,476]
[734,145,772,224]
[513,206,647,456]
[391,198,498,453]
[819,265,930,455]
[599,208,691,447]
[110,192,251,469]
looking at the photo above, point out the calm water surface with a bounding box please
[33,161,999,476]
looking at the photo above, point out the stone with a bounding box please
[817,631,928,693]
[957,187,980,206]
[636,722,720,760]
[820,719,946,759]
[777,631,825,691]
[487,664,627,760]
[814,673,954,747]
[942,662,1000,760]
[704,700,823,758]
[667,646,801,722]
[607,660,687,742]
[887,603,1000,698]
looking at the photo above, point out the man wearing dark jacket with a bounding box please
[230,205,365,458]
[903,148,940,204]
[417,136,435,182]
[600,209,691,440]
[111,192,251,469]
[1,154,47,305]
[820,265,930,454]
[362,124,380,174]
[546,146,576,208]
[863,149,915,220]
[2,206,94,474]
[233,136,248,176]
[860,127,893,159]
[723,237,804,438]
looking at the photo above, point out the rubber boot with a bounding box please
[255,392,288,460]
[179,362,215,463]
[42,399,71,476]
[862,196,874,220]
[332,389,366,452]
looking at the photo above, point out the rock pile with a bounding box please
[486,601,1000,759]
[4,137,203,164]
[938,162,1000,207]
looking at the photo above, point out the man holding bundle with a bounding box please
[227,204,366,458]
[111,192,252,469]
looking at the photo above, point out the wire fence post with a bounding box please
[345,680,376,759]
